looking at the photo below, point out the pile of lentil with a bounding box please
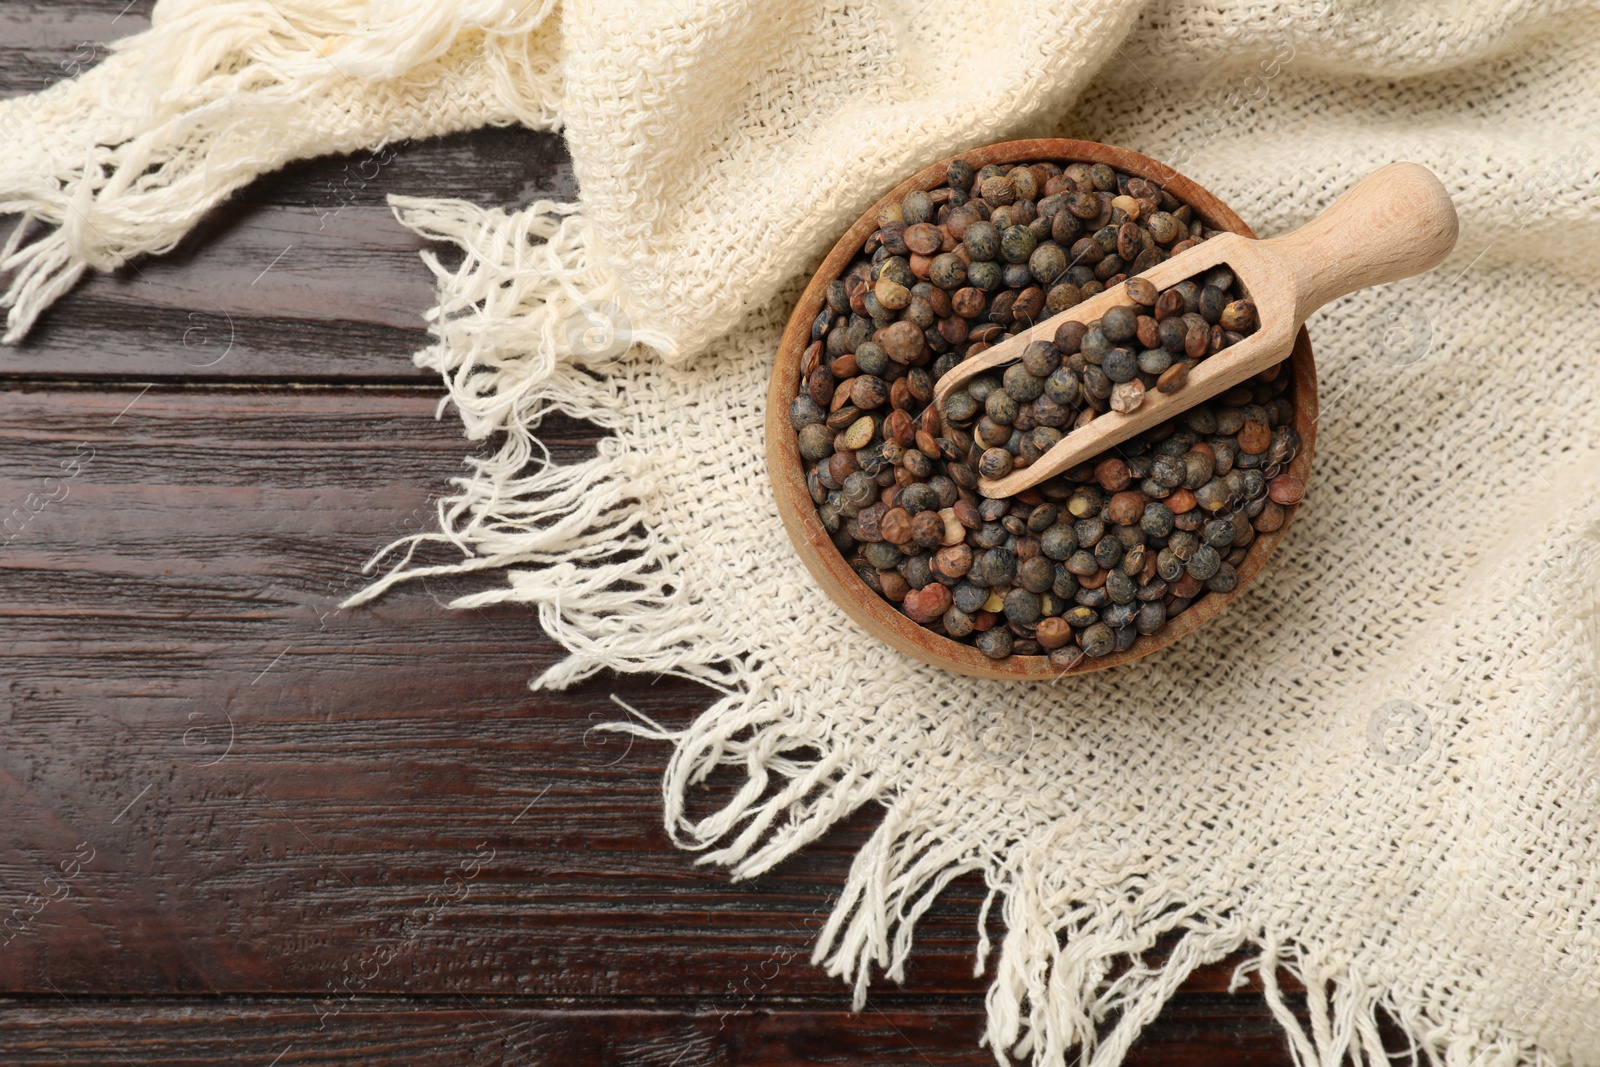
[789,158,1305,668]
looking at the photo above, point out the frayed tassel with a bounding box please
[0,0,558,344]
[346,194,685,691]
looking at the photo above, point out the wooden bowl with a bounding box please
[766,139,1317,680]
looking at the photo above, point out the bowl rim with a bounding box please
[766,138,1318,680]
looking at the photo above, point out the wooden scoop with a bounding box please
[933,162,1459,498]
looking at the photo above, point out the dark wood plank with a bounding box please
[0,998,1298,1066]
[0,385,1002,999]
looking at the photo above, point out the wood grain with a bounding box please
[0,998,1301,1067]
[0,387,995,999]
[0,1,1321,1061]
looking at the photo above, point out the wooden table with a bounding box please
[0,4,1307,1061]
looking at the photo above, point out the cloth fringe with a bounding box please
[0,0,556,344]
[614,693,1555,1067]
[343,194,685,693]
[352,192,892,906]
[818,793,1553,1067]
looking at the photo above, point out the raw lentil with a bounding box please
[791,156,1303,665]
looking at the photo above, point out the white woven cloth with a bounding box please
[4,2,1598,1064]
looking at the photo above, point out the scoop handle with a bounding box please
[1261,162,1458,326]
